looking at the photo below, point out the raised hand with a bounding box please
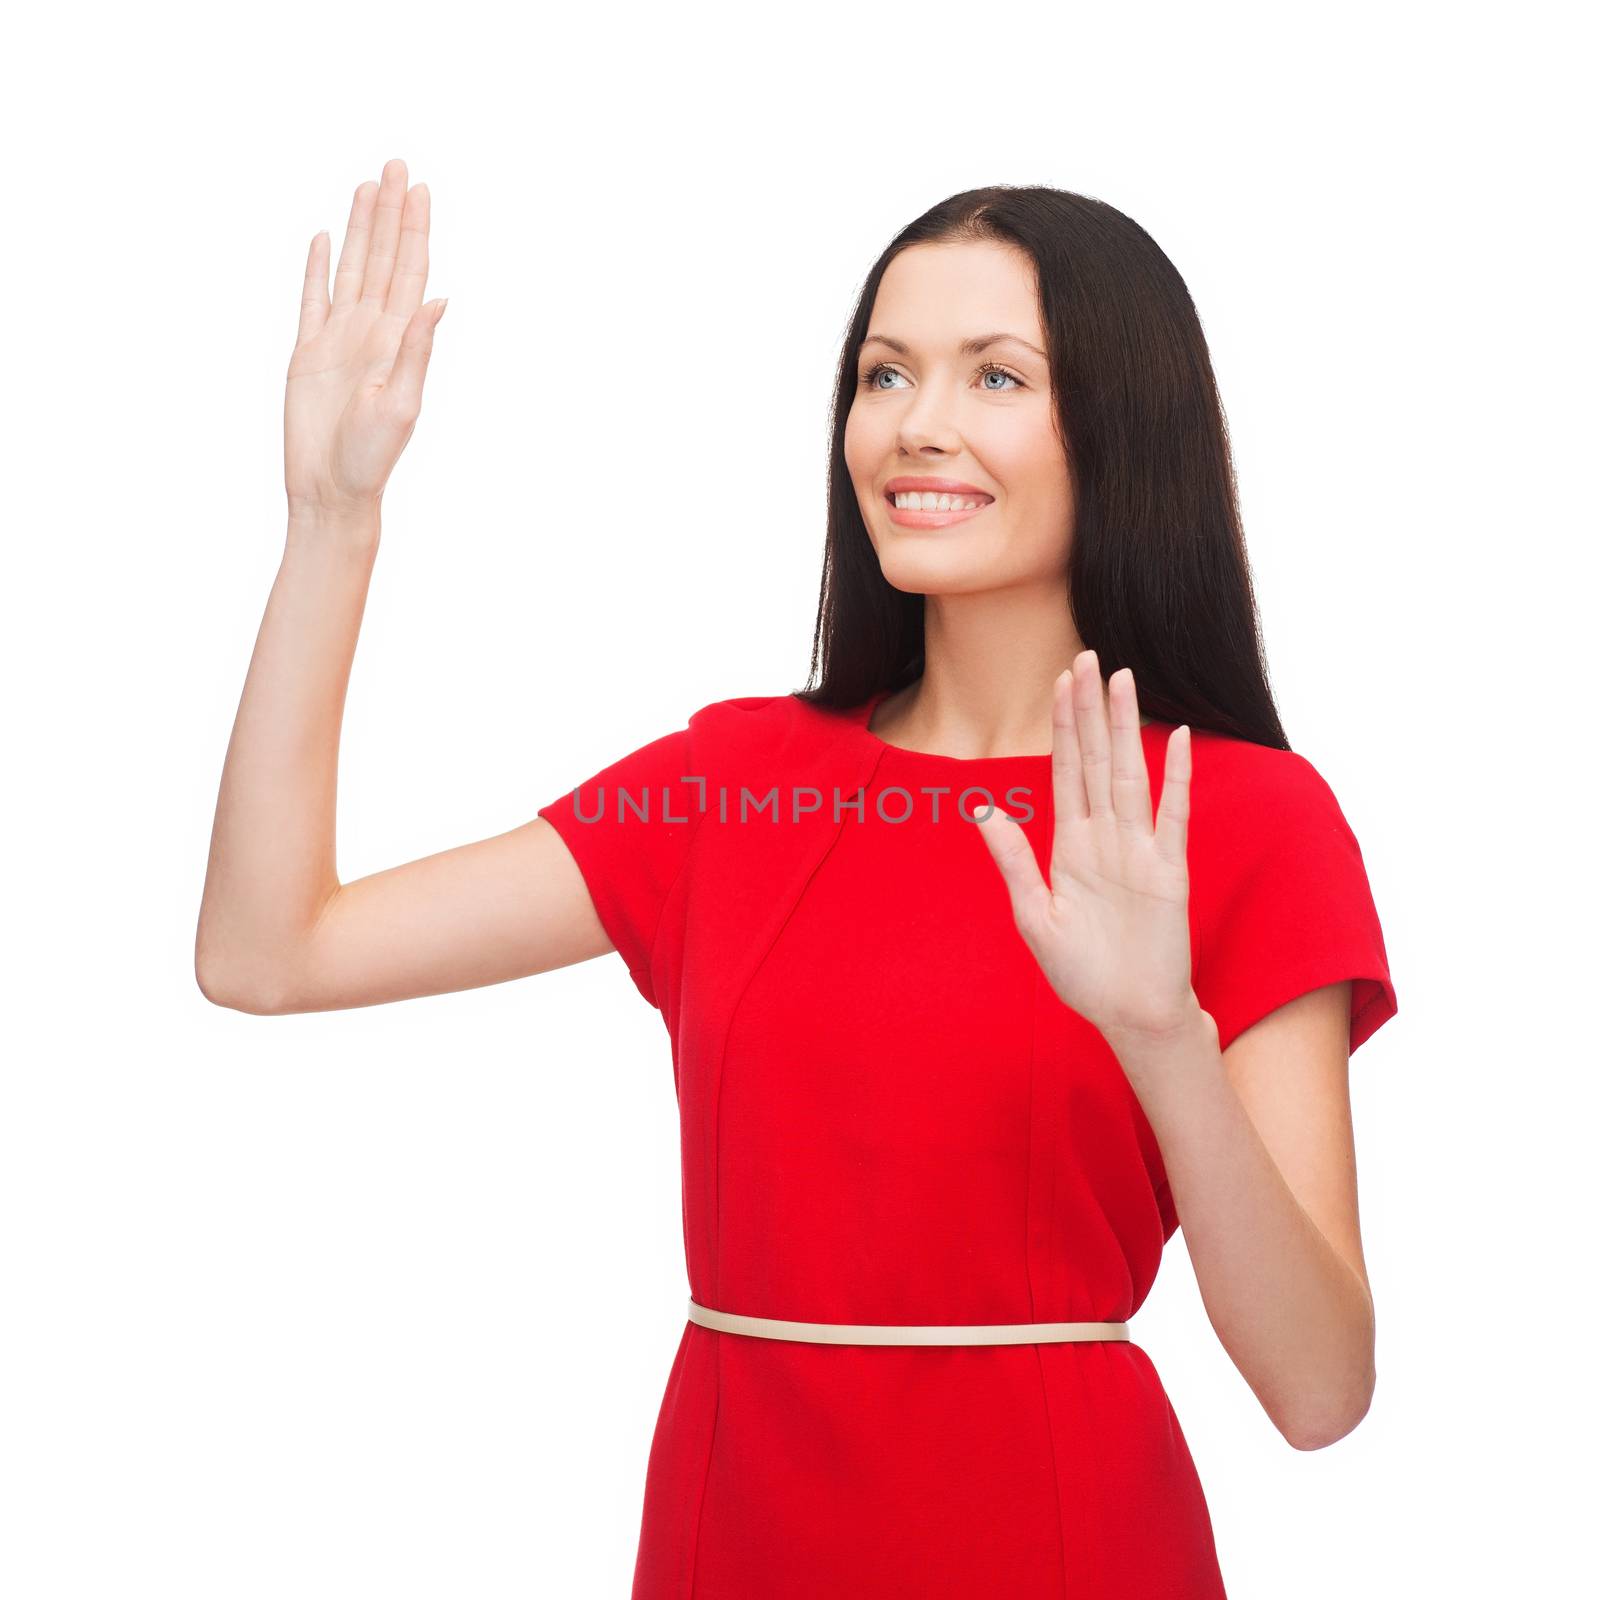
[975,652,1201,1048]
[284,157,447,521]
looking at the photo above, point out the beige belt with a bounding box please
[687,1298,1130,1346]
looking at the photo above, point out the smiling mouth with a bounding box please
[883,491,995,508]
[881,493,995,531]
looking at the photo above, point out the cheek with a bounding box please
[981,416,1069,501]
[842,412,897,515]
[841,411,868,484]
[842,405,883,468]
[984,424,1073,564]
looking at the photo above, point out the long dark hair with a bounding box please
[794,184,1289,751]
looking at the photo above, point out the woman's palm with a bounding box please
[977,655,1198,1044]
[284,158,445,519]
[1016,794,1193,1036]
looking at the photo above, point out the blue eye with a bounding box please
[977,364,1023,391]
[858,360,1025,393]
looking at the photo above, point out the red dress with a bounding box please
[537,689,1397,1599]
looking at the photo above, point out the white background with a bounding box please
[4,1,1594,1594]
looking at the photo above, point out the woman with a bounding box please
[197,161,1398,1598]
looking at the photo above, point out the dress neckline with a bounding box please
[849,687,1166,769]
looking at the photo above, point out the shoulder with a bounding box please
[1180,726,1397,1053]
[685,692,796,735]
[683,691,857,767]
[1184,729,1358,878]
[1189,728,1346,823]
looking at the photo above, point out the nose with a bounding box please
[894,383,964,455]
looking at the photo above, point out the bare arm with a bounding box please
[194,507,613,1014]
[976,658,1376,1452]
[1107,985,1375,1452]
[195,159,613,1015]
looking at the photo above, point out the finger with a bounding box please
[974,806,1051,931]
[359,157,409,309]
[1048,665,1088,892]
[1050,665,1087,827]
[381,298,448,418]
[331,179,379,311]
[385,182,431,324]
[296,230,331,345]
[1108,667,1153,835]
[1153,724,1193,869]
[1076,649,1114,817]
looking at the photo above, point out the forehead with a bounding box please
[867,240,1044,347]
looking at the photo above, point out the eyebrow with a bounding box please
[859,332,1047,360]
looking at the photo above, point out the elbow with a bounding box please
[1277,1280,1378,1451]
[1278,1365,1377,1452]
[1282,1403,1369,1453]
[197,960,288,1011]
[194,935,298,1015]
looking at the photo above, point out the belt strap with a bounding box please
[687,1298,1130,1346]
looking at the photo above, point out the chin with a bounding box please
[873,547,1003,596]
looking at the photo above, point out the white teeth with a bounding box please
[892,492,987,511]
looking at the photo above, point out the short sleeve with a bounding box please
[1190,748,1398,1057]
[536,724,701,1011]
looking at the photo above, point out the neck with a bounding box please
[873,585,1144,757]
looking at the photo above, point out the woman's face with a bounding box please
[843,239,1072,597]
